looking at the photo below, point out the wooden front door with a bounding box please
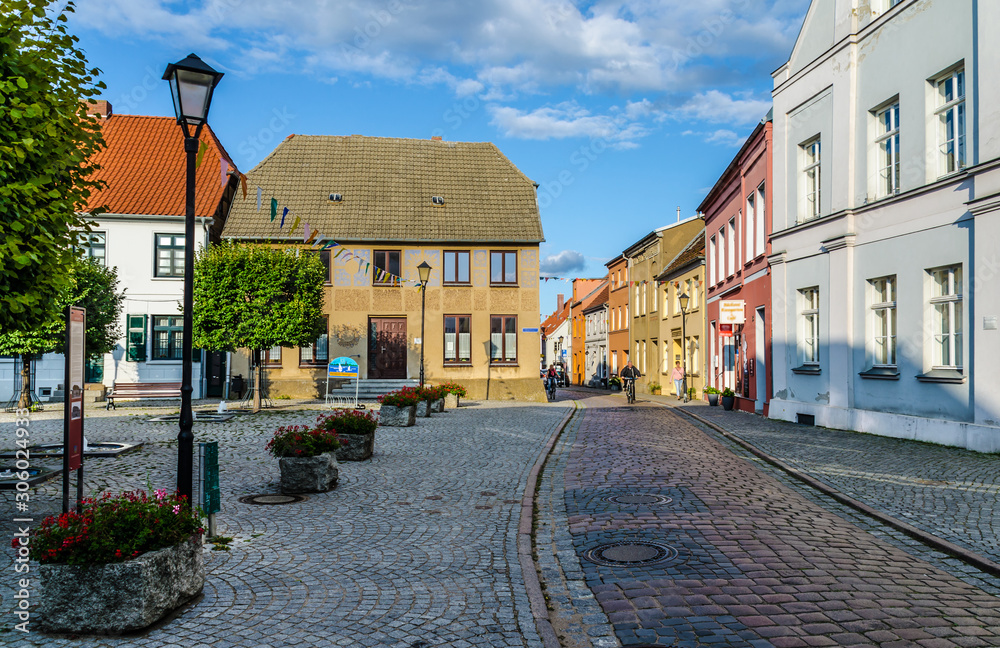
[369,318,407,379]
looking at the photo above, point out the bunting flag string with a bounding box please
[235,171,424,287]
[220,158,228,188]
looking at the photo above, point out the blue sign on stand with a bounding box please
[328,357,359,377]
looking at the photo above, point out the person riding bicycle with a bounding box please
[545,366,559,398]
[619,360,640,402]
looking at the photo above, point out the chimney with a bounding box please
[676,206,681,222]
[431,135,443,141]
[86,100,112,119]
[557,294,564,311]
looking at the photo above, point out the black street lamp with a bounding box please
[678,292,690,403]
[417,261,432,387]
[162,53,224,504]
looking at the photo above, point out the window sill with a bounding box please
[490,283,519,288]
[916,369,966,384]
[859,366,900,380]
[489,362,519,367]
[444,362,473,367]
[792,364,821,375]
[443,283,473,288]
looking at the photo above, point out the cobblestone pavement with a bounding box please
[554,392,1000,647]
[1,399,571,647]
[658,400,1000,568]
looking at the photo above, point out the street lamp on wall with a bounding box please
[417,261,432,387]
[678,292,690,403]
[162,53,223,506]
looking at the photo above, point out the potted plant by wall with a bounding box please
[266,424,340,493]
[31,489,205,634]
[416,385,444,416]
[705,387,720,407]
[439,382,467,409]
[721,387,736,411]
[377,387,420,426]
[316,409,378,461]
[648,382,662,396]
[608,375,622,392]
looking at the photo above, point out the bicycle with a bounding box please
[545,377,557,401]
[622,378,636,404]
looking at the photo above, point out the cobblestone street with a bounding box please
[544,391,1000,647]
[1,400,570,647]
[4,391,1000,647]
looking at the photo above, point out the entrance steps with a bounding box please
[327,378,419,401]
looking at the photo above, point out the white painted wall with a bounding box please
[769,0,1000,451]
[1,214,213,404]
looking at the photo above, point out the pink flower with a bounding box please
[172,505,181,514]
[154,488,168,501]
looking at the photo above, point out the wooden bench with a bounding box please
[106,382,182,410]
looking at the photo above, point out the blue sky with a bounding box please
[66,0,810,318]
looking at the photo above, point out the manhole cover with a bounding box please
[584,541,679,567]
[238,494,308,505]
[604,494,672,505]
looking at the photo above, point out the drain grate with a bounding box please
[239,494,308,505]
[584,541,679,567]
[603,493,672,505]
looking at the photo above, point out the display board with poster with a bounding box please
[63,306,85,512]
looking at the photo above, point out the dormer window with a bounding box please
[431,196,445,206]
[329,193,343,202]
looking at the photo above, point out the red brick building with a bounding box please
[605,256,629,377]
[699,115,773,414]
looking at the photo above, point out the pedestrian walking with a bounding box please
[670,362,685,399]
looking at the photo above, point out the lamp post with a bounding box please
[417,261,432,387]
[678,292,690,403]
[162,53,224,504]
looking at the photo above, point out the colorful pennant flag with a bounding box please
[291,215,301,234]
[281,207,289,228]
[270,198,277,222]
[195,140,208,169]
[257,187,262,211]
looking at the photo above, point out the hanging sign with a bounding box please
[328,356,359,378]
[719,323,734,338]
[719,300,746,325]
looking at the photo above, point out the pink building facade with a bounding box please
[699,116,773,414]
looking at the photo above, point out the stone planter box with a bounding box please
[279,452,338,493]
[378,404,415,427]
[431,398,444,413]
[416,400,433,417]
[335,431,375,461]
[444,393,461,409]
[38,534,204,634]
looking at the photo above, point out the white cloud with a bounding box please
[676,90,771,126]
[71,0,807,98]
[682,128,747,147]
[540,250,587,275]
[488,102,649,147]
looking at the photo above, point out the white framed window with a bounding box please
[745,194,755,261]
[876,102,900,197]
[755,183,765,256]
[641,340,646,373]
[870,276,897,366]
[687,336,699,374]
[641,282,647,315]
[84,232,106,265]
[935,68,966,176]
[709,236,717,285]
[727,218,736,275]
[651,281,658,312]
[690,276,699,308]
[929,265,963,368]
[800,287,820,365]
[800,137,821,221]
[155,233,185,278]
[634,284,640,316]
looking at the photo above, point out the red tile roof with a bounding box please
[541,300,571,336]
[85,114,237,218]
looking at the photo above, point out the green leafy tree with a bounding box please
[193,242,327,412]
[0,0,106,334]
[0,258,126,409]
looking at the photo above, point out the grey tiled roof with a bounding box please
[222,135,544,243]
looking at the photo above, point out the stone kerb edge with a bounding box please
[518,402,578,648]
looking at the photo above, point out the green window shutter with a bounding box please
[126,314,147,362]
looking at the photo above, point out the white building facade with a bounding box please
[584,294,609,387]
[769,0,1000,451]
